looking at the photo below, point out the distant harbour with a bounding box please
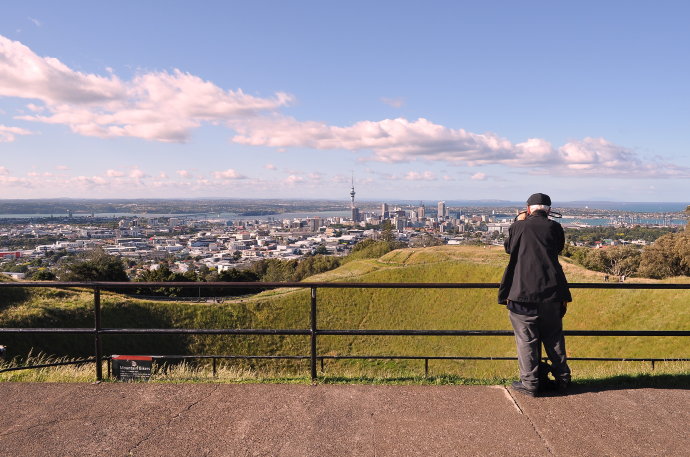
[0,210,353,221]
[561,218,686,227]
[0,212,685,227]
[0,201,686,227]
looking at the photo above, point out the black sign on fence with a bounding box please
[112,355,153,381]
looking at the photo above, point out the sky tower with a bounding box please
[350,173,360,223]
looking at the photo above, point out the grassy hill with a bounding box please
[1,245,688,380]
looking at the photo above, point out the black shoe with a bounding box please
[511,381,538,397]
[556,379,571,394]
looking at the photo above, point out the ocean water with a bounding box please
[561,218,686,227]
[0,210,352,221]
[0,203,686,221]
[558,202,689,212]
[442,201,689,212]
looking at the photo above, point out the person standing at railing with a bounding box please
[498,193,572,396]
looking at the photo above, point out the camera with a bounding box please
[513,209,563,222]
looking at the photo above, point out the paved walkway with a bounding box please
[0,383,688,456]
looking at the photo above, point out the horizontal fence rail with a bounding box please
[3,281,690,289]
[1,281,689,381]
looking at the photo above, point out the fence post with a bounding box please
[94,287,103,381]
[213,357,217,377]
[310,287,318,382]
[424,358,429,378]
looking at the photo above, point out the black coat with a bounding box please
[498,211,572,304]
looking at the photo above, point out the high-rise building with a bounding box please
[307,217,321,232]
[417,202,426,219]
[351,207,360,224]
[437,201,446,220]
[381,202,389,219]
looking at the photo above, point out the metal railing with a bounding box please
[1,281,689,381]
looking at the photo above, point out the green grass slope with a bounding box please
[1,245,688,380]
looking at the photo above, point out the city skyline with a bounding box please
[1,2,689,202]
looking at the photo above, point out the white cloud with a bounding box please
[284,175,305,185]
[0,36,125,104]
[470,172,487,181]
[105,169,125,177]
[404,171,436,181]
[379,173,399,181]
[176,169,193,178]
[233,116,690,178]
[0,166,33,187]
[380,96,405,108]
[559,137,632,170]
[1,35,293,142]
[232,116,516,164]
[0,174,32,187]
[212,168,246,180]
[0,124,32,142]
[28,17,42,27]
[72,175,108,186]
[128,168,146,180]
[55,165,70,170]
[264,163,277,170]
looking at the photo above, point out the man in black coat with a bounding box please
[499,193,572,396]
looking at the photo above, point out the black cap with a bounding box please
[527,193,551,206]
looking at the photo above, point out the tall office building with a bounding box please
[437,201,446,220]
[417,202,425,219]
[307,217,321,232]
[351,207,360,223]
[394,216,407,231]
[381,202,389,219]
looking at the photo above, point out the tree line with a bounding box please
[564,226,679,245]
[563,230,690,279]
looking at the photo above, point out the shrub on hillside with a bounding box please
[578,245,642,277]
[30,269,57,281]
[58,249,129,282]
[638,232,690,278]
[293,255,340,280]
[249,255,340,282]
[342,239,407,263]
[409,234,444,247]
[135,264,190,296]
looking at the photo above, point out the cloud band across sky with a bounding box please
[0,34,687,179]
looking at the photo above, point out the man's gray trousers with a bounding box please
[508,302,571,390]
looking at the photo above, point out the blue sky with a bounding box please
[1,1,689,202]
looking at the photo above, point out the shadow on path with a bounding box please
[533,373,690,397]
